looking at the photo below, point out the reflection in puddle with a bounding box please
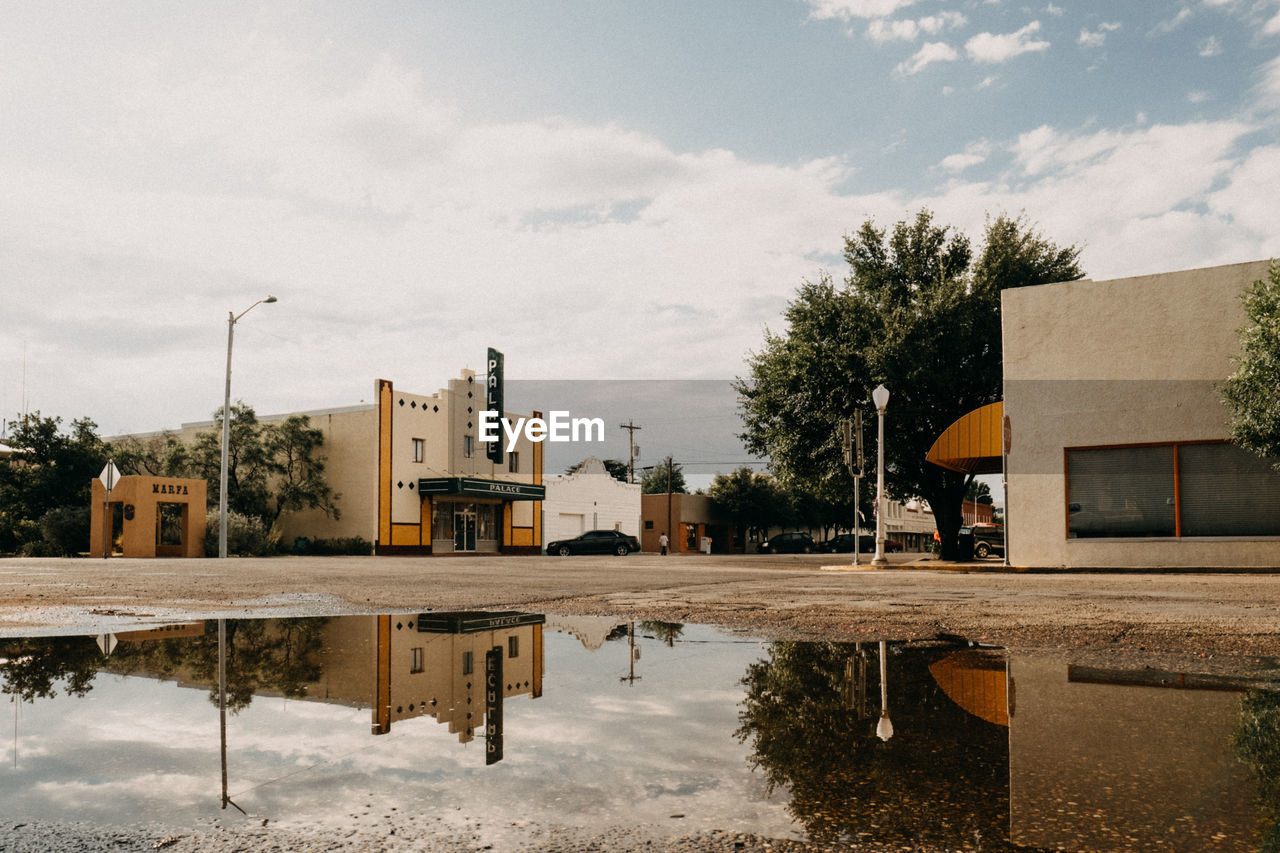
[1,614,1277,850]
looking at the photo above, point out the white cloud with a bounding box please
[1045,3,1065,15]
[1265,10,1280,34]
[1258,54,1280,107]
[1078,22,1121,48]
[1199,35,1223,56]
[940,140,993,172]
[867,12,966,42]
[895,41,960,75]
[805,0,915,21]
[966,21,1050,63]
[1188,89,1212,103]
[1152,8,1193,35]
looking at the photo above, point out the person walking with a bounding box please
[659,532,669,556]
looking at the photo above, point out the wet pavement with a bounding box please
[1,611,1276,852]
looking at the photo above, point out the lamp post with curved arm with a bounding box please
[219,296,277,558]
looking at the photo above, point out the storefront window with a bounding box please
[1067,442,1280,538]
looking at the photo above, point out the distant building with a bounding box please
[122,368,545,555]
[542,457,641,550]
[639,492,735,553]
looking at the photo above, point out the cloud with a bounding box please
[866,12,966,42]
[1152,8,1193,35]
[1199,35,1223,56]
[1078,22,1121,48]
[1188,89,1212,103]
[966,21,1050,63]
[895,41,960,75]
[805,0,916,21]
[1265,10,1280,34]
[1258,54,1280,108]
[1045,3,1065,15]
[939,140,993,172]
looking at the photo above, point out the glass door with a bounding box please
[454,507,477,552]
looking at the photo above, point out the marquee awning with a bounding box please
[417,477,545,500]
[926,401,1005,475]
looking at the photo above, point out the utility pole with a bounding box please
[620,421,642,483]
[667,457,673,553]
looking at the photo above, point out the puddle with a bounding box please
[1,612,1277,851]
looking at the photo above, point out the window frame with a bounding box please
[1063,439,1280,540]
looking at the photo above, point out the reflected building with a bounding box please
[1007,655,1266,850]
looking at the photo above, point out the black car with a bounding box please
[819,533,903,553]
[547,529,641,556]
[966,523,1005,558]
[758,532,816,554]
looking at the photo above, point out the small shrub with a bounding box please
[204,510,274,557]
[296,536,373,556]
[38,506,91,556]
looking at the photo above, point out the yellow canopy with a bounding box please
[928,649,1009,727]
[926,401,1004,475]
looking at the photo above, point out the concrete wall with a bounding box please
[1002,259,1279,567]
[542,457,641,548]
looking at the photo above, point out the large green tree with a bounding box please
[0,414,109,554]
[1222,261,1280,468]
[739,211,1082,559]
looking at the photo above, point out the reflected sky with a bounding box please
[2,615,1278,851]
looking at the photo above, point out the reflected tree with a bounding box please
[639,621,684,647]
[0,636,101,702]
[1233,688,1280,853]
[736,641,1012,848]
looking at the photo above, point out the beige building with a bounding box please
[1002,259,1280,568]
[151,369,545,555]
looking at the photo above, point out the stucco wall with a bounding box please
[542,458,641,547]
[1002,259,1278,567]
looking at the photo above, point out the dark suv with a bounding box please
[758,532,816,554]
[966,523,1005,558]
[546,530,641,556]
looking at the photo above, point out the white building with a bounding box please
[542,457,641,550]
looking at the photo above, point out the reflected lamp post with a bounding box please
[876,639,894,742]
[219,296,277,558]
[871,384,890,566]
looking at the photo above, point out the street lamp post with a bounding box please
[219,296,277,558]
[871,384,889,566]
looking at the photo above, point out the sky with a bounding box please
[4,1,1280,468]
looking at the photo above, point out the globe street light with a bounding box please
[871,384,890,566]
[219,297,277,558]
[876,639,894,742]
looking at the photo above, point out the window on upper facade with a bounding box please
[508,636,519,658]
[463,435,474,458]
[410,647,424,673]
[508,451,519,473]
[1066,442,1280,539]
[412,438,424,463]
[462,650,474,675]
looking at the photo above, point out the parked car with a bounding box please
[546,530,641,556]
[967,523,1005,558]
[757,532,817,554]
[818,533,904,554]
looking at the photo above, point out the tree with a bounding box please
[266,415,341,524]
[1223,262,1280,469]
[564,458,631,482]
[186,404,339,527]
[112,432,191,478]
[965,480,994,506]
[0,414,109,554]
[708,467,789,545]
[640,456,687,494]
[188,403,274,522]
[738,210,1082,559]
